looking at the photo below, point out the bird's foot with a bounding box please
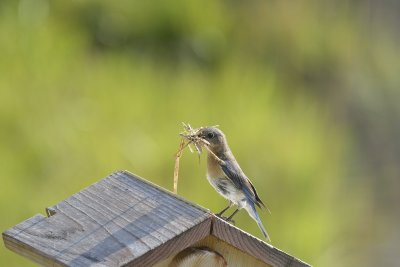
[215,214,235,225]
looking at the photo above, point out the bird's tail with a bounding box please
[246,202,271,242]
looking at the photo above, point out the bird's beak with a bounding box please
[194,132,204,138]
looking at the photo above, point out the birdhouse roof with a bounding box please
[3,171,310,267]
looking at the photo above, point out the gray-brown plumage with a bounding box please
[194,127,270,241]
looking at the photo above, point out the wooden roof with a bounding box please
[3,171,310,267]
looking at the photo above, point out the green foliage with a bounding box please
[1,1,399,266]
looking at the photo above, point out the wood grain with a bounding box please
[126,218,211,267]
[3,171,310,267]
[211,216,310,267]
[3,171,211,267]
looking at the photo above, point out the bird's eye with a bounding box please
[207,132,214,139]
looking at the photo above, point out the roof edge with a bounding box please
[211,215,311,267]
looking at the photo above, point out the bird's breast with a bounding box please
[206,153,247,206]
[207,153,225,179]
[206,174,246,207]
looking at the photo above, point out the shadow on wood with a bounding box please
[2,171,310,267]
[168,246,227,267]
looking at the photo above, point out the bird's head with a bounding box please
[195,127,228,153]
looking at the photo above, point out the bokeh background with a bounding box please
[1,1,400,266]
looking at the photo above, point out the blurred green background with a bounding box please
[1,1,400,266]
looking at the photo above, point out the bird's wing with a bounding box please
[221,159,268,211]
[220,159,244,186]
[220,160,256,198]
[248,179,270,212]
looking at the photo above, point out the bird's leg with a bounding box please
[215,201,233,220]
[224,209,240,225]
[216,205,230,217]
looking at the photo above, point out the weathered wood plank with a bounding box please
[3,171,212,267]
[3,171,310,267]
[3,214,67,267]
[126,217,212,267]
[211,216,310,267]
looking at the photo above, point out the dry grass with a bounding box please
[173,123,223,193]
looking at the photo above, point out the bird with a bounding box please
[193,126,271,241]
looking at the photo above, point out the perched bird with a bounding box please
[194,127,270,241]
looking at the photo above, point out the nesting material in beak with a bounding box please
[173,123,222,194]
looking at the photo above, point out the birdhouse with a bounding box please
[2,171,310,267]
